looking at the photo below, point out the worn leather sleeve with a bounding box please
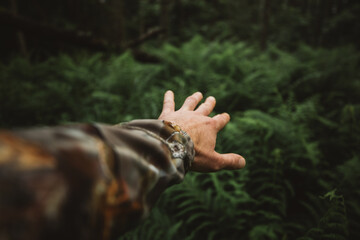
[0,120,195,240]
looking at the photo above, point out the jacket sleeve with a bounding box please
[0,120,195,240]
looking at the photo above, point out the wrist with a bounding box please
[117,119,195,172]
[162,120,195,172]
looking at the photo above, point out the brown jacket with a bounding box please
[0,120,194,240]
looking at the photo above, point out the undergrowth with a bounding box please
[0,36,359,239]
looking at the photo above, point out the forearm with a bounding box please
[0,120,194,240]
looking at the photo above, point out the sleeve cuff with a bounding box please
[117,119,195,173]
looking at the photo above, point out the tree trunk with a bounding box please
[315,0,325,46]
[10,0,28,58]
[260,0,270,51]
[0,7,163,52]
[0,7,111,51]
[110,0,126,46]
[160,0,170,39]
[173,0,183,38]
[139,0,145,35]
[282,0,288,10]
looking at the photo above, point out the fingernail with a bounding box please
[195,92,203,98]
[239,157,246,168]
[208,96,216,101]
[222,112,230,119]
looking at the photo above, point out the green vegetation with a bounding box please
[1,0,359,239]
[1,36,359,239]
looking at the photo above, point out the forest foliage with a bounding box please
[1,0,360,239]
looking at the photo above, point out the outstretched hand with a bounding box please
[158,90,246,172]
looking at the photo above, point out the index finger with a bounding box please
[161,90,175,114]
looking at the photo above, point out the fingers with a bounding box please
[161,90,175,114]
[180,92,203,111]
[212,113,230,130]
[196,96,216,116]
[214,152,246,170]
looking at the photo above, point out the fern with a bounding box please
[1,36,359,240]
[297,190,349,240]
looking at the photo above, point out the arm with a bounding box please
[0,91,245,240]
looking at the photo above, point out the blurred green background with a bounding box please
[0,0,359,239]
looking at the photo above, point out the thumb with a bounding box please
[214,152,246,170]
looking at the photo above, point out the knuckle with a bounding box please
[205,118,213,124]
[164,99,172,105]
[212,162,222,171]
[206,119,217,129]
[186,96,195,103]
[200,103,209,111]
[205,101,212,108]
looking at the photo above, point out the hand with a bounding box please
[158,90,246,172]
